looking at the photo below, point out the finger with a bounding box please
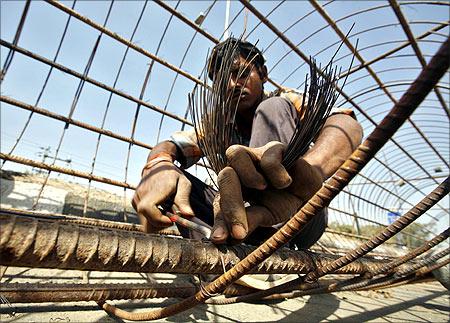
[174,176,194,217]
[211,194,229,244]
[246,205,274,237]
[131,196,138,211]
[137,195,173,231]
[259,190,303,225]
[218,166,248,241]
[260,142,292,189]
[226,145,267,190]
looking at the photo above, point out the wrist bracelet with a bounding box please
[141,152,174,176]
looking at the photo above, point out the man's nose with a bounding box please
[228,76,242,90]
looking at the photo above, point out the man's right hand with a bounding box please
[132,160,194,233]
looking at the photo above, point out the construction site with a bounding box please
[0,1,449,321]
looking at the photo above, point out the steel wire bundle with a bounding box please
[189,35,355,186]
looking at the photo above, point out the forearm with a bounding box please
[303,114,363,180]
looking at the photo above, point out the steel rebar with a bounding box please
[307,177,449,281]
[0,282,197,303]
[0,213,386,275]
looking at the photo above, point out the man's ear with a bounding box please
[259,65,268,83]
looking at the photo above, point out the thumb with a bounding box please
[174,176,194,217]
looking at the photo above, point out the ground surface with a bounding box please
[0,267,448,322]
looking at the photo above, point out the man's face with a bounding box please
[226,55,266,116]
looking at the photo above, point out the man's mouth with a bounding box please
[231,90,247,100]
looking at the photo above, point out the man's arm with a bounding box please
[303,114,363,180]
[133,140,194,233]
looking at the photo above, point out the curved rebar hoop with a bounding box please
[98,33,450,322]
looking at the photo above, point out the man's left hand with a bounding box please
[211,141,324,243]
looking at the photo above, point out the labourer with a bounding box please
[132,38,363,249]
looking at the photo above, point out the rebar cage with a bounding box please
[0,0,449,320]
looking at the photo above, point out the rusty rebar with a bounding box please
[337,262,443,293]
[45,0,203,86]
[0,39,192,126]
[0,213,388,275]
[207,273,433,305]
[99,29,450,322]
[1,95,154,151]
[306,177,449,281]
[330,228,449,292]
[415,257,450,277]
[371,228,449,276]
[0,208,179,236]
[395,248,449,277]
[389,0,450,118]
[0,282,198,303]
[0,153,135,189]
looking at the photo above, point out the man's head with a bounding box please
[208,38,268,116]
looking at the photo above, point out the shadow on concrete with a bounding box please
[276,293,341,322]
[334,290,447,322]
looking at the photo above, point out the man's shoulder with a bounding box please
[264,87,305,112]
[264,86,303,99]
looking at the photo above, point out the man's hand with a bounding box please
[132,160,194,233]
[211,141,323,243]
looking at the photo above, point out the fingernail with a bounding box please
[258,183,267,190]
[212,227,225,239]
[232,224,247,240]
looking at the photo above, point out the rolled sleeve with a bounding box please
[170,129,203,169]
[329,107,357,120]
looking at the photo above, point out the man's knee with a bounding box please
[250,97,297,147]
[254,97,296,121]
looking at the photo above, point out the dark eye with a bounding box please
[238,67,251,79]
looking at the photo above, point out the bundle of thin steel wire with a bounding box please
[282,58,342,169]
[189,34,354,185]
[189,36,258,180]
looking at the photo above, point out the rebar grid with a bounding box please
[0,39,192,126]
[97,32,450,322]
[0,153,135,189]
[388,0,449,118]
[1,95,154,151]
[1,2,447,227]
[44,0,203,87]
[0,0,30,82]
[310,0,448,170]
